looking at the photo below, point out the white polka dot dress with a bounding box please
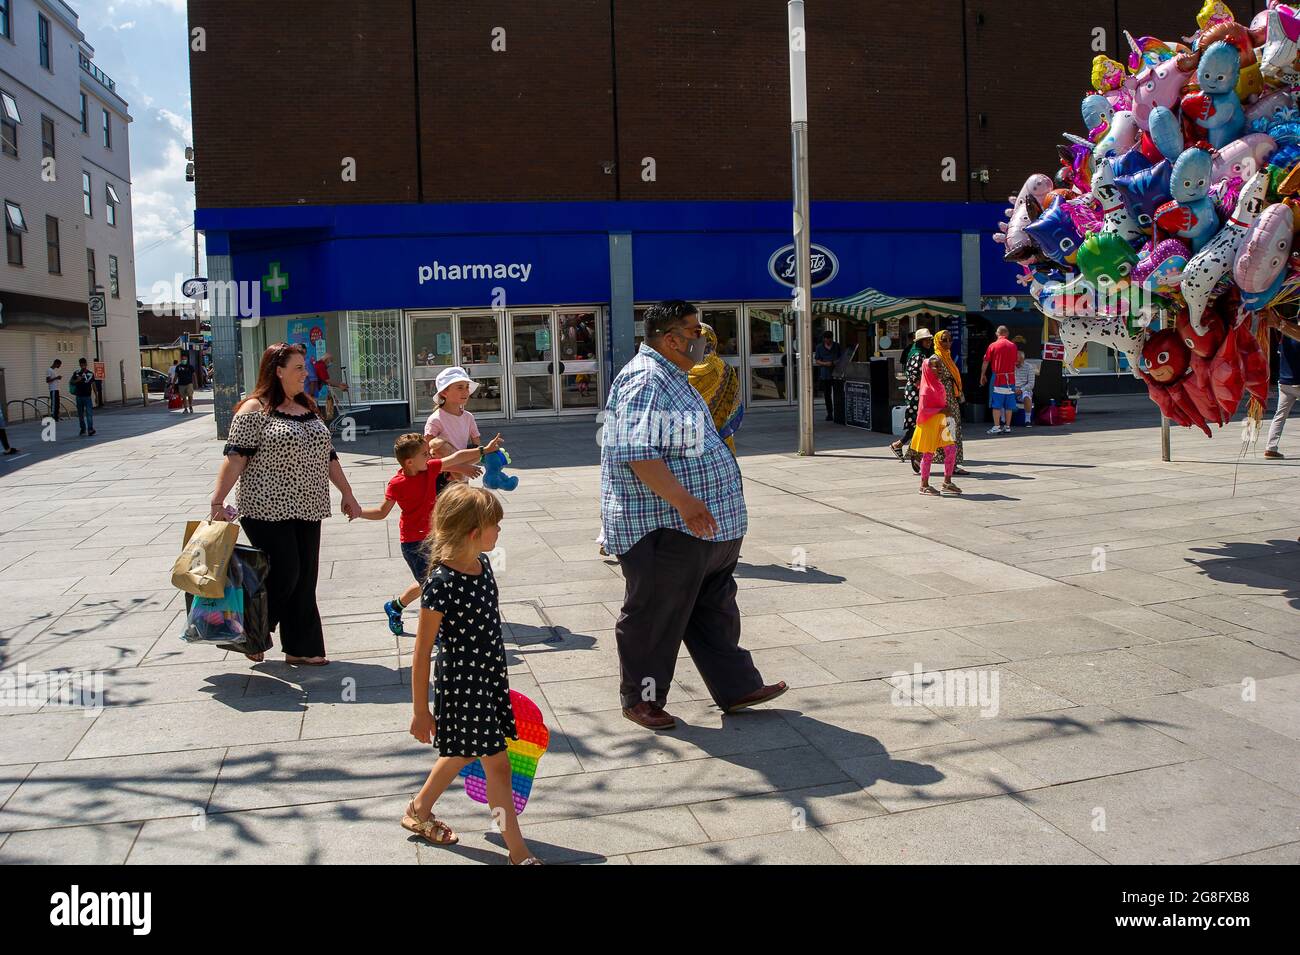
[423,555,516,758]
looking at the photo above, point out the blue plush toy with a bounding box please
[481,449,518,491]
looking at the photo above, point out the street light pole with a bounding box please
[788,0,814,455]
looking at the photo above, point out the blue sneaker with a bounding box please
[383,600,404,635]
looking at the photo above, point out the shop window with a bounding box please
[346,310,403,402]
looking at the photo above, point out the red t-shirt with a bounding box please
[385,460,443,543]
[312,359,330,385]
[984,337,1019,388]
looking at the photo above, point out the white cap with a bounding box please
[435,366,479,397]
[914,327,933,341]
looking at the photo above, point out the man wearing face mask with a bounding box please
[601,300,787,730]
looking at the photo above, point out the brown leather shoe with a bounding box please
[1264,450,1285,459]
[724,681,789,714]
[622,701,677,730]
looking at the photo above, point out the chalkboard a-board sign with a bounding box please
[844,379,871,430]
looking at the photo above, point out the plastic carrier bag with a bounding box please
[180,545,271,655]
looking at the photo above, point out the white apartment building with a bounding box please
[0,0,138,414]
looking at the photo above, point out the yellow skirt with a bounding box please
[910,411,954,456]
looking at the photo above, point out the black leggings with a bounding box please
[240,518,324,658]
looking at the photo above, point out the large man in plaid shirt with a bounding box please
[601,300,786,730]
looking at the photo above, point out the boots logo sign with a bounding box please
[768,243,838,287]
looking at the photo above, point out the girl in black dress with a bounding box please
[402,484,541,864]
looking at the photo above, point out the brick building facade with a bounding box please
[188,0,1245,432]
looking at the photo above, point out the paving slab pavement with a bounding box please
[2,392,1299,864]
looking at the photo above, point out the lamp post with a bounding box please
[788,0,814,455]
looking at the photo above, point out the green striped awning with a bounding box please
[782,288,966,324]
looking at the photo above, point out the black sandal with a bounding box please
[889,442,904,461]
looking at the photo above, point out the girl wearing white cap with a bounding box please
[425,367,485,489]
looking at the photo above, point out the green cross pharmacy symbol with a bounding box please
[262,262,290,303]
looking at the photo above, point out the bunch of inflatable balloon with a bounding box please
[992,0,1300,436]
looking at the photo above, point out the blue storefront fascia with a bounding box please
[196,200,1024,316]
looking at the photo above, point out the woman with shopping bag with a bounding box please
[208,343,362,665]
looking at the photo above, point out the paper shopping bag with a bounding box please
[171,519,241,598]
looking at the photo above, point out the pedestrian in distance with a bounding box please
[912,356,962,496]
[46,360,63,421]
[70,359,97,436]
[981,325,1020,434]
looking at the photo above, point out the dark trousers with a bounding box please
[614,528,762,710]
[817,376,833,420]
[76,395,94,433]
[240,517,325,658]
[49,391,60,420]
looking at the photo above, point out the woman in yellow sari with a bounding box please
[688,324,744,454]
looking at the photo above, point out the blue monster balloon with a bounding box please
[1155,148,1219,252]
[1192,41,1246,148]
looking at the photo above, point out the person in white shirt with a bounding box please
[1014,349,1037,428]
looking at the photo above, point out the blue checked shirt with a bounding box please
[600,344,747,555]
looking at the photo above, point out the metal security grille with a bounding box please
[345,310,403,402]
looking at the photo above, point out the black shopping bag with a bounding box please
[183,544,272,655]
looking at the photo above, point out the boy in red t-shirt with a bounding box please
[360,431,503,634]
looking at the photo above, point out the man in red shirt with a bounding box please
[980,325,1021,433]
[358,431,502,634]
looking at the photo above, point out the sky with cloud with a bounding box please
[75,0,196,305]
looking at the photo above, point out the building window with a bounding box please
[5,200,25,266]
[108,254,119,298]
[79,92,87,133]
[38,14,50,70]
[46,215,59,273]
[87,247,95,293]
[346,310,404,402]
[82,171,91,216]
[102,109,110,149]
[1,0,10,41]
[41,115,54,159]
[1,89,19,158]
[106,182,120,226]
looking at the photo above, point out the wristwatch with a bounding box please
[477,444,486,460]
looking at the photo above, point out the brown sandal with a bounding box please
[941,482,963,495]
[919,485,941,496]
[402,799,459,845]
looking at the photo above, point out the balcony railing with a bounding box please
[78,51,116,94]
